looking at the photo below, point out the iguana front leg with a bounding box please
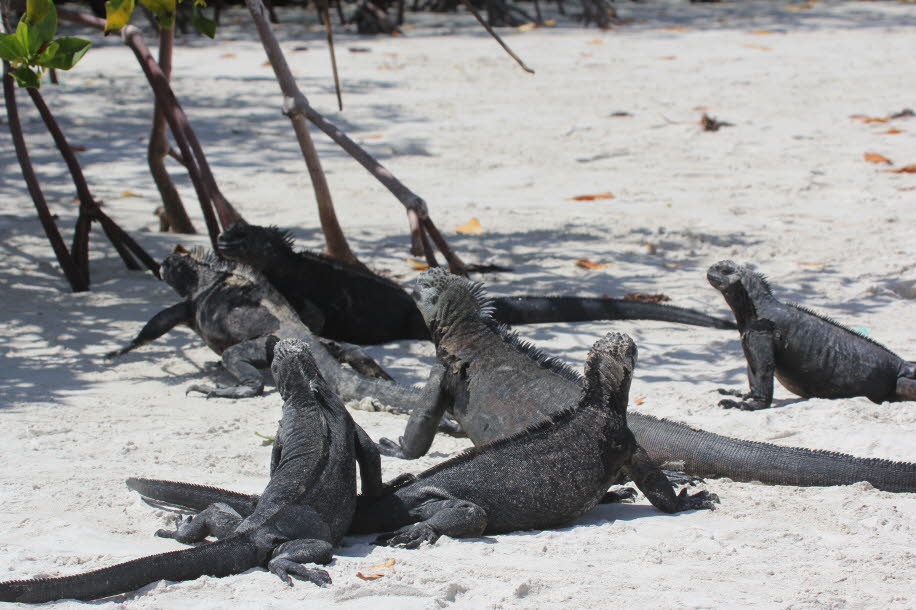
[320,339,394,381]
[156,502,244,543]
[377,364,451,459]
[105,302,193,359]
[373,497,487,548]
[624,446,719,513]
[186,336,274,398]
[718,319,777,411]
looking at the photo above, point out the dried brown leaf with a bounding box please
[70,145,86,152]
[120,190,142,198]
[633,396,646,406]
[405,257,429,270]
[362,558,397,569]
[885,163,916,174]
[882,128,904,134]
[662,261,682,269]
[864,152,893,164]
[456,217,484,234]
[356,572,385,580]
[575,259,611,270]
[569,192,615,201]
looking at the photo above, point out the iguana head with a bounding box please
[271,337,324,402]
[413,268,492,340]
[218,223,295,270]
[161,246,223,298]
[707,260,773,323]
[580,332,637,422]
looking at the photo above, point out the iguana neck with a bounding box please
[724,274,777,331]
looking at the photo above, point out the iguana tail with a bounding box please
[0,538,259,603]
[630,412,916,492]
[126,477,260,516]
[490,296,737,330]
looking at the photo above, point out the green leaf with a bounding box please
[25,0,58,55]
[191,3,216,38]
[104,0,135,34]
[25,0,52,25]
[35,39,59,64]
[139,0,176,29]
[0,32,27,62]
[39,37,91,70]
[11,65,41,88]
[15,20,31,58]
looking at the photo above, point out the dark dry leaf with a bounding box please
[701,113,734,132]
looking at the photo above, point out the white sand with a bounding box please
[1,0,914,607]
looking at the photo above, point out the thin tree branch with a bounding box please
[3,66,85,291]
[459,0,534,73]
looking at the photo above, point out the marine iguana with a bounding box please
[370,269,916,492]
[0,338,382,603]
[708,260,916,411]
[105,247,415,403]
[128,333,717,551]
[216,222,736,344]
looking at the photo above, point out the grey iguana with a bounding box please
[216,222,736,345]
[105,247,418,405]
[129,332,717,553]
[0,338,383,603]
[708,260,916,411]
[374,269,916,492]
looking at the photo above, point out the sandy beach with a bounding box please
[1,0,914,606]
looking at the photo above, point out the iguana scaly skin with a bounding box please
[372,269,916,492]
[216,223,736,344]
[0,339,383,603]
[128,333,717,551]
[708,260,916,411]
[105,247,414,404]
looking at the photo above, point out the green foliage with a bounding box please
[191,3,216,39]
[104,0,217,38]
[0,0,92,88]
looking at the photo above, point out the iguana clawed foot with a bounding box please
[186,383,262,399]
[268,560,331,587]
[717,389,769,411]
[674,488,720,511]
[599,487,639,504]
[373,522,440,549]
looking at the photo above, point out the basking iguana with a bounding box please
[708,260,916,411]
[129,333,717,552]
[216,222,736,344]
[371,269,916,492]
[105,247,415,404]
[0,338,383,603]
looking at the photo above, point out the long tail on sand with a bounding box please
[630,412,916,493]
[491,296,737,330]
[126,477,260,515]
[0,538,258,603]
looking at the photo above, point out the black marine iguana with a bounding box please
[105,247,415,403]
[129,333,717,551]
[0,338,383,603]
[708,260,916,411]
[216,222,736,344]
[371,269,916,492]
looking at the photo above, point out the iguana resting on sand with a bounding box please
[0,339,383,603]
[105,247,415,404]
[371,269,916,492]
[129,333,717,552]
[216,223,736,344]
[708,260,916,411]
